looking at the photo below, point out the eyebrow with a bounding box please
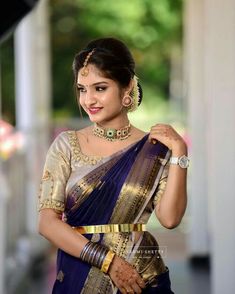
[77,81,109,87]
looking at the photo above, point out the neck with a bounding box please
[96,114,129,130]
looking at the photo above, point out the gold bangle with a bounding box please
[101,251,115,273]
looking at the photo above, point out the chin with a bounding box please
[88,116,104,124]
[88,116,96,122]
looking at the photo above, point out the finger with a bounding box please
[151,123,167,128]
[151,128,168,134]
[130,271,145,288]
[118,281,130,294]
[150,130,170,139]
[150,127,168,133]
[125,286,135,294]
[113,275,127,292]
[119,286,127,294]
[136,277,146,289]
[153,126,180,138]
[151,126,164,133]
[152,125,173,134]
[151,124,169,130]
[148,133,165,143]
[151,132,167,137]
[129,282,142,293]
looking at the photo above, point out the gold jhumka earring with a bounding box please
[81,49,96,76]
[122,75,140,112]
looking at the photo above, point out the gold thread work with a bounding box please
[67,131,103,165]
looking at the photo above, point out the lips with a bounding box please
[88,107,103,115]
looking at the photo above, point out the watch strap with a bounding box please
[169,156,179,165]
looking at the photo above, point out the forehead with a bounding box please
[77,64,110,84]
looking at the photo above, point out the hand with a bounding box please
[149,124,187,156]
[108,255,145,294]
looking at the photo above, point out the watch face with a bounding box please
[179,155,189,168]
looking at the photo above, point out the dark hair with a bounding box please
[72,37,143,105]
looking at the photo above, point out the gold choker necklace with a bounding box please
[93,122,131,141]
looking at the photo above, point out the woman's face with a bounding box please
[77,64,126,124]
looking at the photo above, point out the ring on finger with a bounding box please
[126,286,134,293]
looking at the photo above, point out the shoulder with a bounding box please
[50,130,70,147]
[47,130,74,159]
[49,127,92,159]
[131,126,148,141]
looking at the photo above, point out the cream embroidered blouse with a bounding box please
[38,131,169,217]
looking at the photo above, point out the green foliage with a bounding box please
[1,0,183,123]
[51,0,183,118]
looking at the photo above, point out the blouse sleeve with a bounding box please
[152,159,170,209]
[38,132,71,213]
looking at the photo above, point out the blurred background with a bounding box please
[0,0,235,293]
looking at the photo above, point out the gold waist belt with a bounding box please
[72,223,146,234]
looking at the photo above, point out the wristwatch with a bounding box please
[169,155,190,168]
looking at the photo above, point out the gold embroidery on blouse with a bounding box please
[38,171,54,200]
[38,199,65,212]
[67,131,103,165]
[42,170,51,181]
[38,171,65,212]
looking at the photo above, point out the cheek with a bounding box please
[102,89,123,106]
[78,94,85,107]
[101,96,122,108]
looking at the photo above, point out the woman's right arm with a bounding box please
[38,208,89,257]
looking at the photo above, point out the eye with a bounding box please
[77,87,86,93]
[96,86,107,92]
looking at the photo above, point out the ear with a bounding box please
[123,79,134,96]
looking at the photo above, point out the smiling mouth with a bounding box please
[88,107,103,114]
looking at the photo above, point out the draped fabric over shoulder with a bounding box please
[38,131,174,294]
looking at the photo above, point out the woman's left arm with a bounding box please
[149,124,188,229]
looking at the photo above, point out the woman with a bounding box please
[38,37,188,294]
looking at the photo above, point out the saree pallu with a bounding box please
[52,134,174,294]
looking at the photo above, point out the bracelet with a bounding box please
[101,250,115,273]
[80,241,115,273]
[80,241,93,260]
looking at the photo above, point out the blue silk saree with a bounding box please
[38,131,174,294]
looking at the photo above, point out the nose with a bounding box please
[84,89,96,106]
